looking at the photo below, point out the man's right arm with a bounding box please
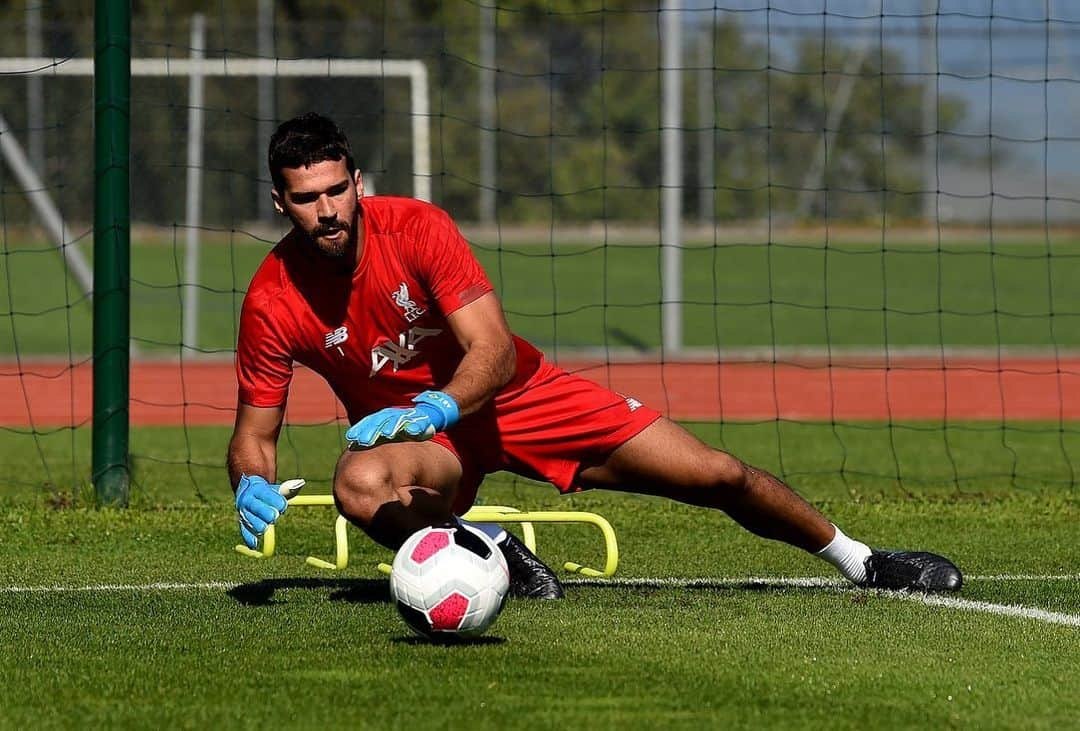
[227,402,286,491]
[228,402,289,549]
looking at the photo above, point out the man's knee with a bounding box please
[704,450,751,494]
[332,454,396,525]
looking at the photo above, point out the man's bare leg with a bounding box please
[578,417,836,551]
[578,417,962,591]
[332,441,462,549]
[332,440,563,598]
[576,417,880,583]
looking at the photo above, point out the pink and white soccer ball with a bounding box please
[390,523,510,639]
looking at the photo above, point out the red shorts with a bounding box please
[431,360,662,514]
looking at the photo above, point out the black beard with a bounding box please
[308,208,360,260]
[313,228,352,258]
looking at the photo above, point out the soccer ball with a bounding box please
[390,523,510,640]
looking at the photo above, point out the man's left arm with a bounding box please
[345,292,515,448]
[437,291,516,415]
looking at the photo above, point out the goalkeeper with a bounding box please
[228,113,962,599]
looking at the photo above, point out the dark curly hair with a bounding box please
[268,113,356,192]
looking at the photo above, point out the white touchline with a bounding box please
[0,581,239,593]
[562,574,1080,588]
[1,575,1076,628]
[894,592,1080,628]
[561,575,1080,629]
[565,576,847,589]
[970,574,1080,581]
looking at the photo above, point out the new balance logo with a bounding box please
[370,326,442,376]
[324,326,348,356]
[392,282,426,323]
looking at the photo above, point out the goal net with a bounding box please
[1,1,1078,504]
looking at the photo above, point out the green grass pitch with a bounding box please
[0,423,1077,728]
[1,231,1077,725]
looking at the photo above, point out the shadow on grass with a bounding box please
[227,577,390,606]
[226,576,843,606]
[391,635,507,646]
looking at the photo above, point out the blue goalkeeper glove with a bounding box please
[235,474,288,549]
[345,390,460,450]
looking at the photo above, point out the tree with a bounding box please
[0,2,973,225]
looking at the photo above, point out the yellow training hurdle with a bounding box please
[234,494,619,577]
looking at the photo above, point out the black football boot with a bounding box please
[861,550,963,592]
[498,532,565,599]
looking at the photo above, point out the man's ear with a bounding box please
[270,187,285,215]
[354,170,364,200]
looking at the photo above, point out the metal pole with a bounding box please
[0,112,93,297]
[411,62,432,202]
[479,2,497,222]
[93,0,131,507]
[26,3,44,177]
[184,14,206,353]
[921,0,938,222]
[697,27,714,223]
[661,0,683,354]
[257,0,275,220]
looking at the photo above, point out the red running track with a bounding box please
[1,357,1079,427]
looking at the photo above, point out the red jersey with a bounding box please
[238,196,662,506]
[236,196,542,422]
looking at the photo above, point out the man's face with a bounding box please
[272,158,363,259]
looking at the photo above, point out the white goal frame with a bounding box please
[0,52,431,352]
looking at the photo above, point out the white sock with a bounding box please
[815,524,872,584]
[458,517,507,545]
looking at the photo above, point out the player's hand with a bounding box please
[235,474,289,549]
[345,390,460,450]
